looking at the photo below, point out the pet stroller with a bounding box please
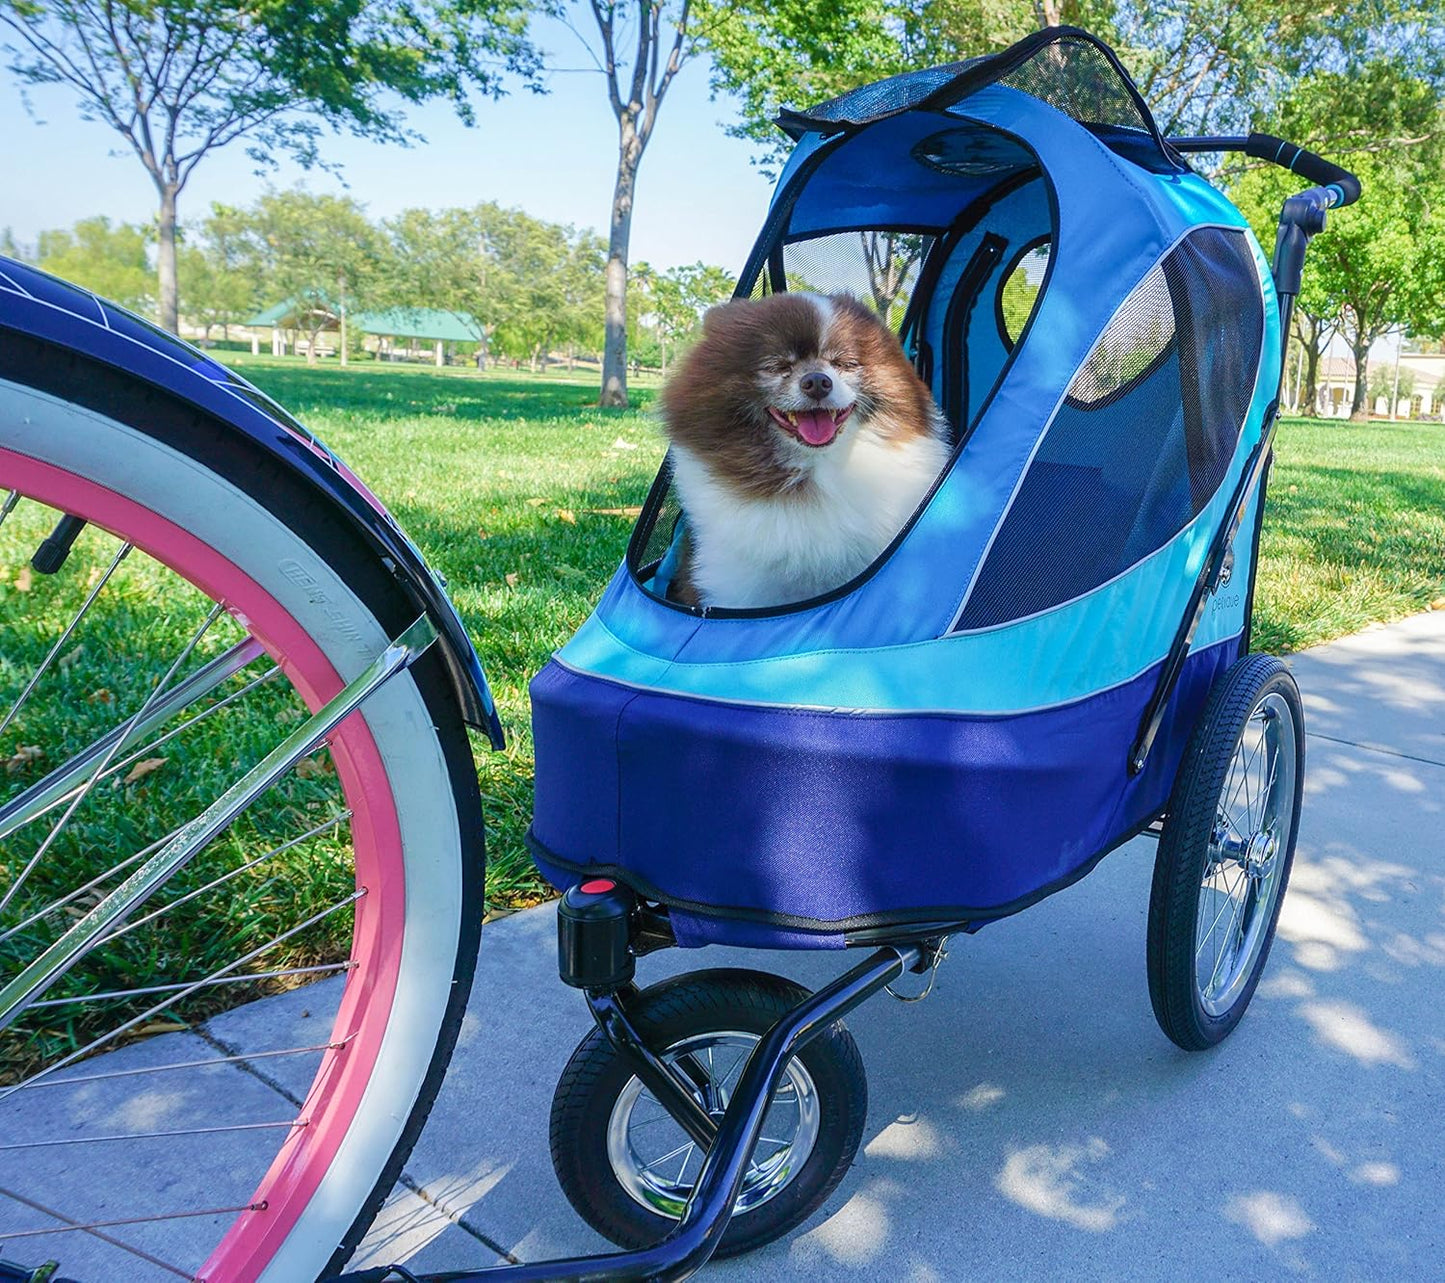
[485,26,1356,1283]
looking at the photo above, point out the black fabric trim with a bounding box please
[526,811,1165,940]
[775,27,1182,176]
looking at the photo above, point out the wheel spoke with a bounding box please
[22,1039,348,1089]
[0,616,433,1033]
[0,640,272,843]
[0,538,131,742]
[28,961,351,1009]
[0,1184,193,1279]
[0,1118,305,1152]
[94,811,350,948]
[1,888,365,1101]
[0,598,226,920]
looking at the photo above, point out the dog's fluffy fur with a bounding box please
[659,292,951,609]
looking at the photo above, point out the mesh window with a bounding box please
[787,60,980,128]
[996,36,1153,137]
[631,459,686,581]
[780,232,932,329]
[998,241,1052,348]
[955,227,1263,631]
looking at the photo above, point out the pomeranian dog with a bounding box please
[659,292,952,609]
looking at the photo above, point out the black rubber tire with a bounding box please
[0,332,487,1280]
[549,969,867,1259]
[1147,654,1305,1050]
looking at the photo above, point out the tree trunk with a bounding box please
[156,183,180,334]
[600,124,642,408]
[1350,336,1371,420]
[1301,344,1321,416]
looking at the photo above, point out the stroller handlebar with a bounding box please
[1168,133,1362,207]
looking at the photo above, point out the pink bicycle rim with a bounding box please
[0,445,409,1283]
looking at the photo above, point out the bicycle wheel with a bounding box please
[0,344,484,1281]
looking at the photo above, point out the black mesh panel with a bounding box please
[996,36,1153,136]
[781,232,932,328]
[955,227,1262,631]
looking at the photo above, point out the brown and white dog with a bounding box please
[659,291,952,609]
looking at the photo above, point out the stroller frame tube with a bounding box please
[335,942,920,1283]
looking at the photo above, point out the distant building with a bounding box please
[1301,353,1439,420]
[244,298,485,366]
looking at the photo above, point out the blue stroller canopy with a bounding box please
[531,30,1282,948]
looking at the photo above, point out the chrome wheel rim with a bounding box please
[606,1031,820,1220]
[1196,690,1296,1017]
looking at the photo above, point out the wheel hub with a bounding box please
[1243,829,1278,879]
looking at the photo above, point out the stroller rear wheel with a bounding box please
[1147,654,1304,1050]
[549,968,867,1258]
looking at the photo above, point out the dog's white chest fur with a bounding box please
[670,428,950,609]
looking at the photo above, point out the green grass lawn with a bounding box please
[224,361,1445,907]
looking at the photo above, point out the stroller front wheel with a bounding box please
[1147,654,1305,1050]
[549,968,867,1258]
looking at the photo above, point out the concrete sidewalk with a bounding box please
[5,612,1443,1280]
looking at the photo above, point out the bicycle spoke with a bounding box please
[0,640,273,842]
[0,615,433,1031]
[94,811,350,948]
[28,961,351,1008]
[0,1118,305,1152]
[0,599,226,919]
[0,1202,264,1240]
[0,1186,192,1279]
[0,539,132,742]
[23,1040,348,1088]
[1,888,365,1100]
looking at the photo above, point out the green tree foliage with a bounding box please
[1231,60,1445,419]
[632,259,734,373]
[698,0,1440,173]
[227,190,386,364]
[35,216,153,310]
[1,0,543,333]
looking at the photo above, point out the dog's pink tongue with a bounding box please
[796,410,837,446]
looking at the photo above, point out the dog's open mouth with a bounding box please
[767,405,854,447]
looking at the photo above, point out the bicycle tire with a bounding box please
[0,334,484,1282]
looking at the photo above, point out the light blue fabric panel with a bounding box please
[558,373,1269,713]
[916,177,1052,413]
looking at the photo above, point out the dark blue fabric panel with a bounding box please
[670,911,847,951]
[530,660,625,865]
[529,636,1240,946]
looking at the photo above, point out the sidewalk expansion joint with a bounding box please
[1306,729,1445,770]
[396,1171,522,1265]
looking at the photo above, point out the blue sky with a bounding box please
[0,15,777,273]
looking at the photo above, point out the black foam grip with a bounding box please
[1246,133,1362,206]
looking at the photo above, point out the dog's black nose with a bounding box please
[800,371,832,400]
